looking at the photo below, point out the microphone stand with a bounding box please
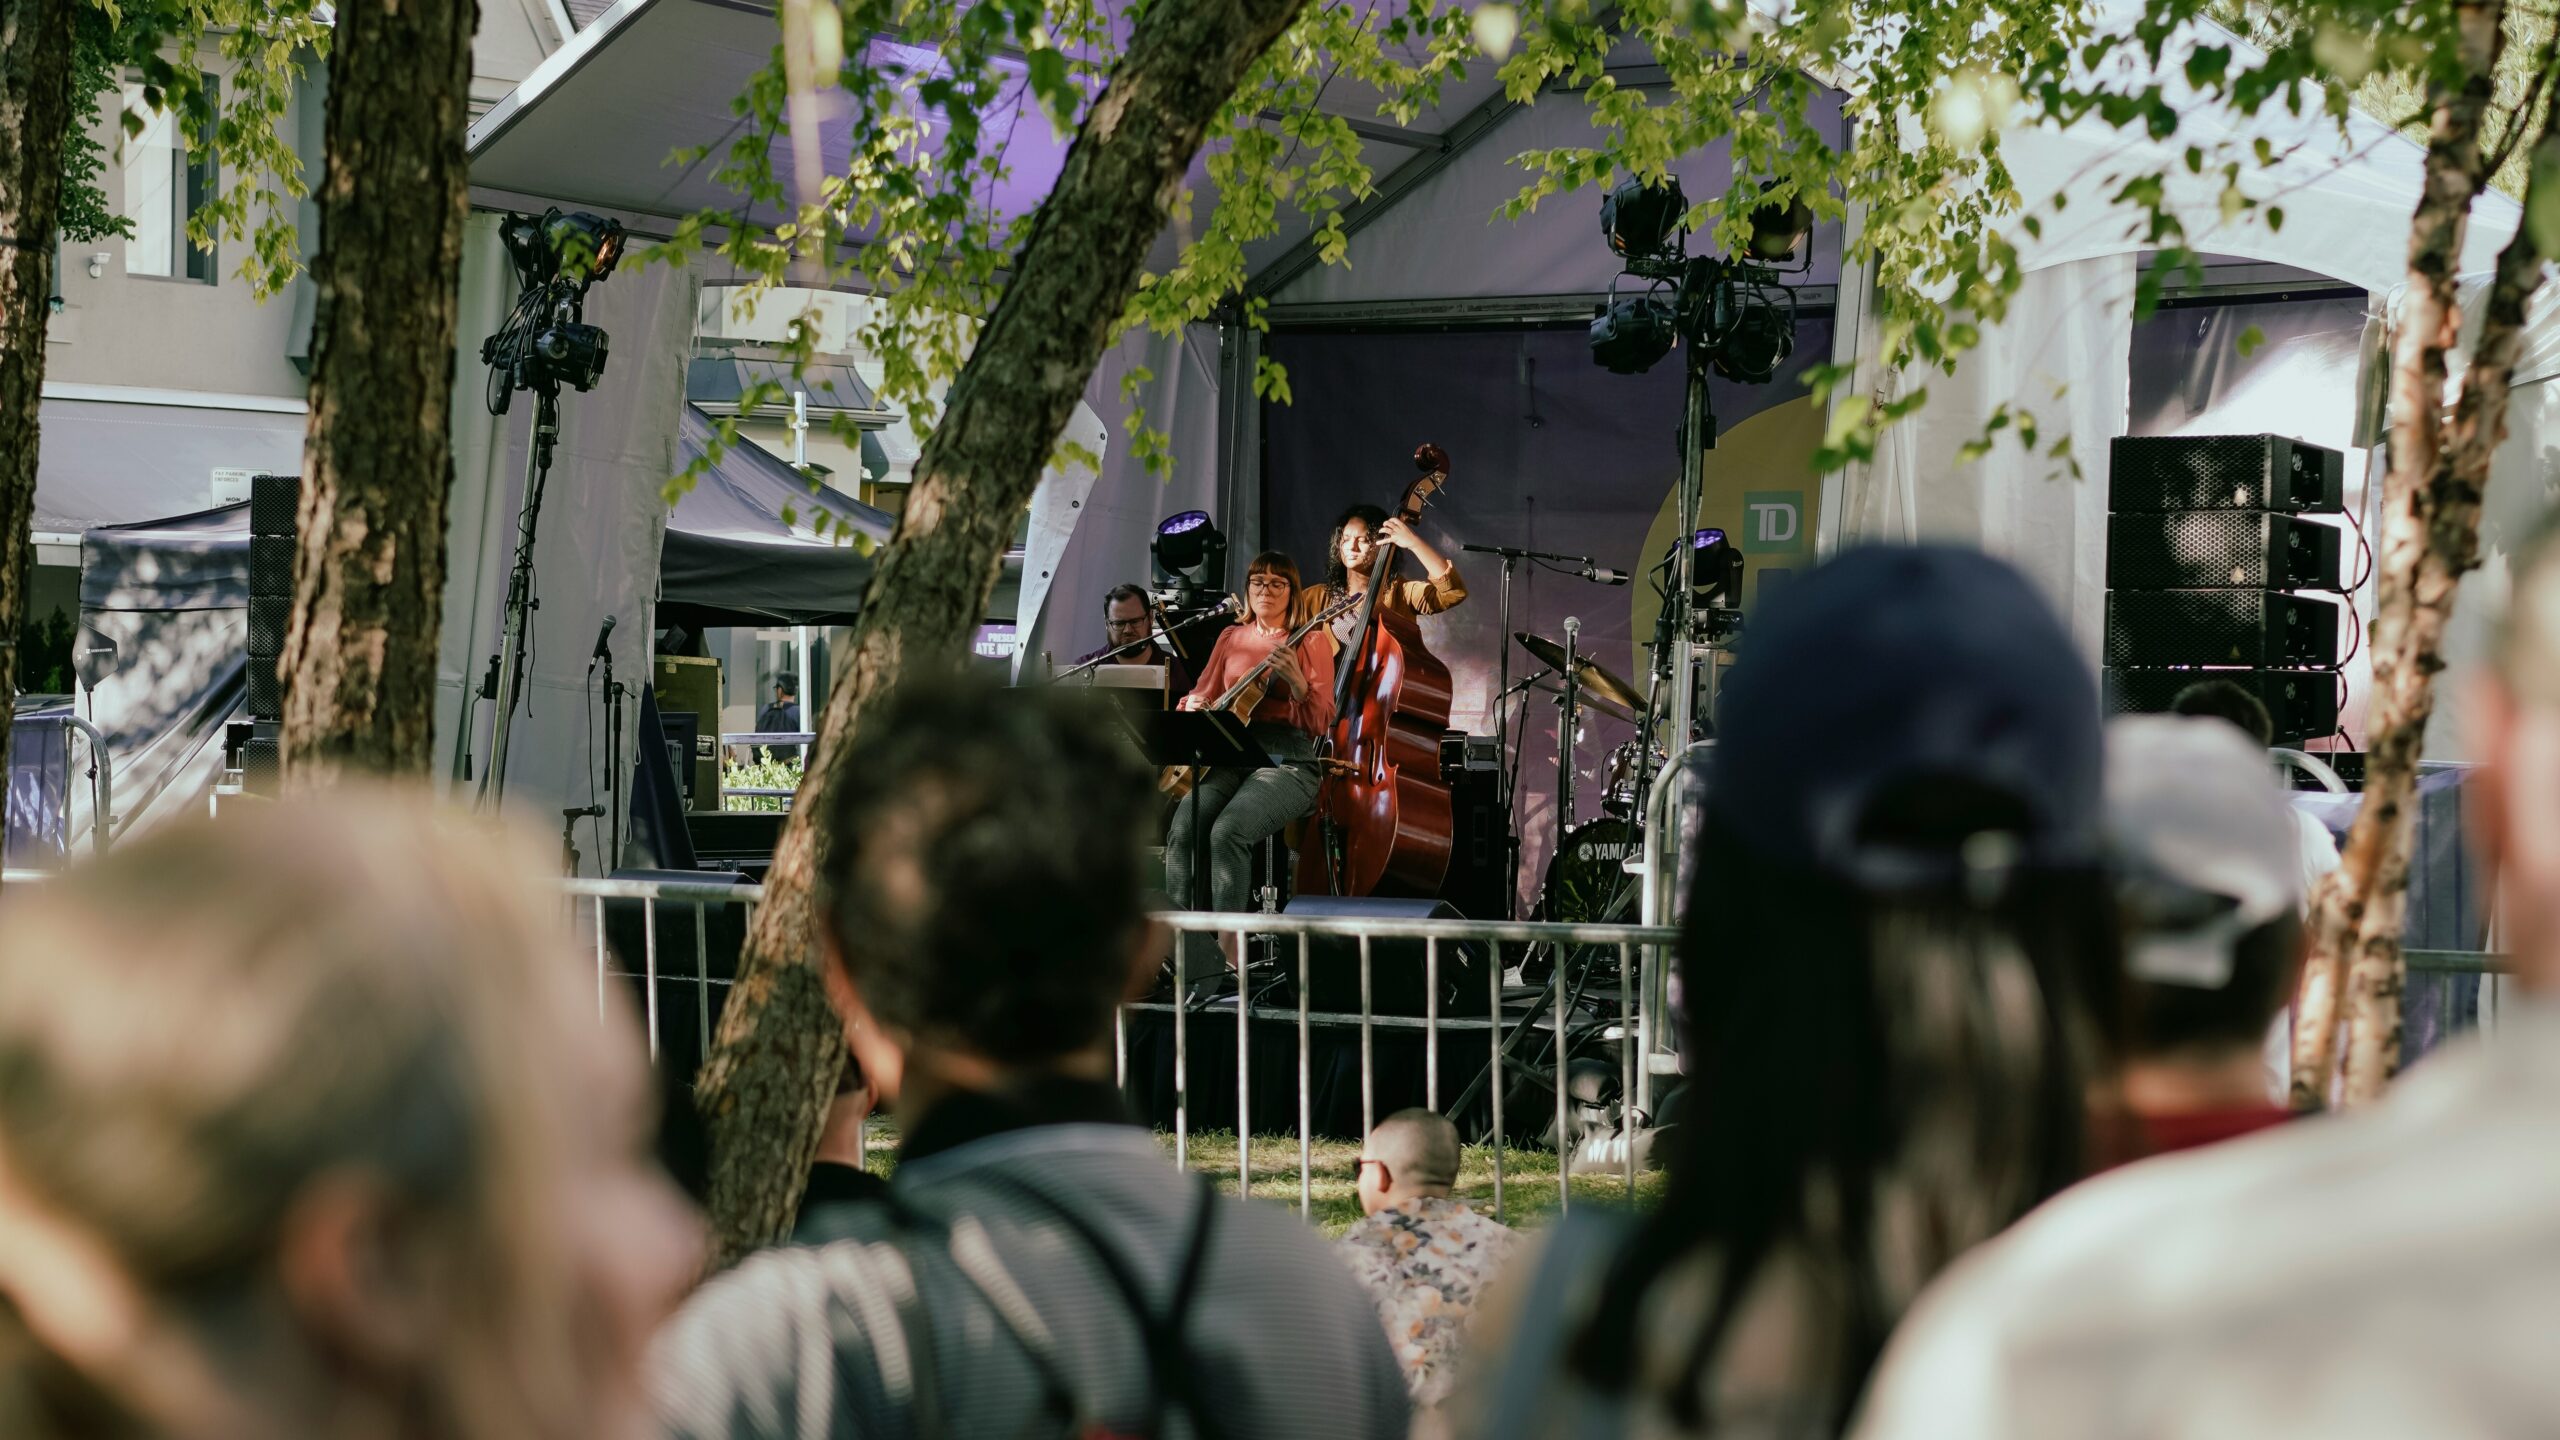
[1051,602,1233,684]
[600,643,623,870]
[1050,630,1182,684]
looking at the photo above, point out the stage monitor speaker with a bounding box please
[2102,667,2341,744]
[2106,511,2343,592]
[249,473,299,536]
[653,655,724,811]
[2104,589,2339,669]
[2110,434,2345,514]
[1284,895,1491,1017]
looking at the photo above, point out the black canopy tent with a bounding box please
[657,402,893,628]
[56,406,894,839]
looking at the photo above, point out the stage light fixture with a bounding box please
[1743,182,1814,265]
[1705,282,1796,384]
[1589,280,1679,375]
[1601,175,1688,260]
[1692,528,1746,603]
[1152,510,1227,600]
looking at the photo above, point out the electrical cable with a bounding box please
[2343,499,2374,592]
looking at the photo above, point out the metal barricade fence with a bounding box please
[562,875,1677,1225]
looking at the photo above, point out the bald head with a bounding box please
[1358,1108,1461,1215]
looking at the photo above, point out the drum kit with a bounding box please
[1501,628,1668,925]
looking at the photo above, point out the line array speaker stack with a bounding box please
[241,473,297,794]
[2102,435,2345,745]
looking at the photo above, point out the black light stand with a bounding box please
[477,389,562,805]
[450,207,622,805]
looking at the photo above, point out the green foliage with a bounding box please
[60,6,138,244]
[55,0,327,295]
[721,746,805,812]
[13,607,76,696]
[656,0,2541,495]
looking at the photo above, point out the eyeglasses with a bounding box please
[1246,577,1292,593]
[1105,616,1152,632]
[1349,1156,1380,1184]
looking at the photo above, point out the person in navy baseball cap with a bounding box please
[1709,543,2106,892]
[1498,542,2120,1439]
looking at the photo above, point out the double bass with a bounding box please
[1298,445,1457,898]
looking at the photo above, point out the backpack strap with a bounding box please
[875,1187,1088,1439]
[971,1169,1227,1440]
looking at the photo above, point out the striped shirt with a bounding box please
[653,1114,1409,1440]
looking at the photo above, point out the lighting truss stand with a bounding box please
[1668,337,1716,766]
[475,387,562,806]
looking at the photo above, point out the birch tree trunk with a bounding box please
[0,0,77,825]
[693,0,1315,1265]
[277,0,476,780]
[2296,0,2551,1106]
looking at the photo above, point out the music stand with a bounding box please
[1124,710,1277,999]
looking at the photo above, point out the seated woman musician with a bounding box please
[1294,503,1469,658]
[1166,551,1336,925]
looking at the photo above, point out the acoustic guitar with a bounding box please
[1158,589,1363,800]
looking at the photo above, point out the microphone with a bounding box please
[590,614,617,662]
[1581,564,1632,586]
[1162,595,1240,625]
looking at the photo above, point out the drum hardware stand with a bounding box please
[1554,616,1581,850]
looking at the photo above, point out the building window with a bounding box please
[120,77,217,282]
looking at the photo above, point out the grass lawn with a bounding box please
[1165,1129,1667,1235]
[857,1122,1665,1238]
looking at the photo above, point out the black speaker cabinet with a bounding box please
[248,534,295,597]
[246,653,282,718]
[1283,895,1491,1016]
[2106,511,2343,592]
[2104,589,2340,668]
[246,592,291,659]
[2102,667,2341,745]
[2110,434,2345,514]
[249,472,299,536]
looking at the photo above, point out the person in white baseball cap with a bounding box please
[2102,714,2305,1160]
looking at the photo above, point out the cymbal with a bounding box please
[1514,631,1647,713]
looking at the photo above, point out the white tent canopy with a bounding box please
[465,0,2535,760]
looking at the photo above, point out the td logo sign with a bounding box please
[1741,491,1807,555]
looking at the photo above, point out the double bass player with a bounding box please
[1294,503,1470,654]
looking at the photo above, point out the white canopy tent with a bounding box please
[460,0,2534,778]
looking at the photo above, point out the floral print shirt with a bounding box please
[1336,1195,1519,1407]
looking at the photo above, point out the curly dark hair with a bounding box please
[814,674,1154,1062]
[1321,504,1390,592]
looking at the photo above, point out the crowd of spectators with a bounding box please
[5,521,2555,1439]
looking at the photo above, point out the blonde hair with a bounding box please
[0,790,603,1439]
